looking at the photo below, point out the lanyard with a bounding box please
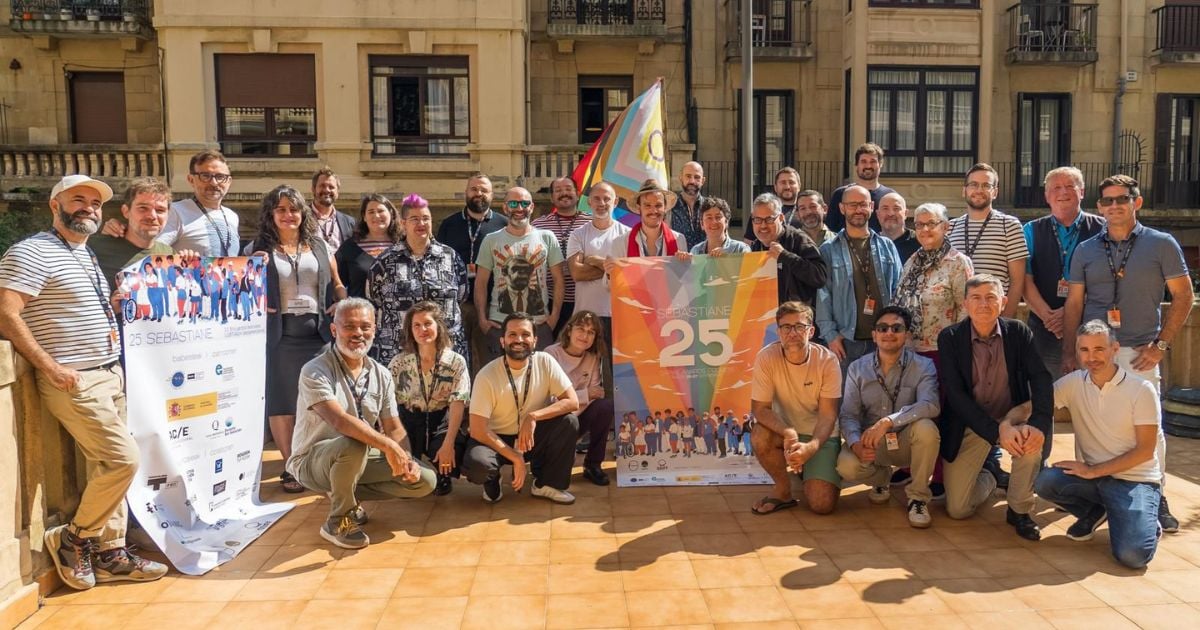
[845,234,876,299]
[1102,230,1138,308]
[277,246,303,288]
[193,198,234,257]
[415,349,443,409]
[1054,220,1079,279]
[962,212,993,260]
[464,208,492,259]
[49,230,117,351]
[319,214,340,245]
[503,357,534,420]
[334,349,371,421]
[872,351,908,414]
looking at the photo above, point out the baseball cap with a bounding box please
[50,174,114,204]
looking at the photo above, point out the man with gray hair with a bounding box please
[748,192,828,306]
[288,298,436,549]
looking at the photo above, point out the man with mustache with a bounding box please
[876,192,920,263]
[747,167,809,248]
[0,175,167,589]
[89,177,176,288]
[791,190,837,246]
[826,143,896,233]
[310,167,355,250]
[668,161,707,249]
[436,173,508,372]
[748,192,827,308]
[608,179,688,261]
[464,313,580,504]
[288,298,436,549]
[532,177,591,336]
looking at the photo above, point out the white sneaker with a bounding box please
[868,486,891,505]
[531,482,576,505]
[907,500,932,529]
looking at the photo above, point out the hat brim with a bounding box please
[627,188,678,211]
[59,179,115,203]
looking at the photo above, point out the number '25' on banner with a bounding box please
[609,252,779,486]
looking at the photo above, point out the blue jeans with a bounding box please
[1035,466,1161,569]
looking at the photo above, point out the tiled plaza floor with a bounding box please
[19,426,1200,629]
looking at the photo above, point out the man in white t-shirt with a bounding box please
[158,150,241,257]
[464,314,580,504]
[1034,319,1165,569]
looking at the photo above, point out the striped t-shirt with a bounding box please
[531,211,591,303]
[0,232,119,368]
[947,209,1028,291]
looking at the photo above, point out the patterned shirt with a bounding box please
[368,240,468,367]
[894,248,974,352]
[388,349,470,413]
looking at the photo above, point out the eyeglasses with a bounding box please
[750,214,781,225]
[191,172,232,184]
[506,200,533,209]
[1098,194,1135,207]
[778,322,812,335]
[914,220,944,230]
[841,201,870,210]
[406,216,432,224]
[873,323,907,334]
[965,182,997,191]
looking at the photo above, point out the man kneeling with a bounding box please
[464,313,580,504]
[288,298,436,549]
[836,306,941,528]
[750,301,843,515]
[1035,320,1165,569]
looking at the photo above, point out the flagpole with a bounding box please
[740,0,754,234]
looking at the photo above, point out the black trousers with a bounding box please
[398,405,465,477]
[462,413,579,490]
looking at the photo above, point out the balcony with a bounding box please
[1154,3,1200,63]
[8,0,152,39]
[992,161,1200,217]
[546,0,667,39]
[1005,2,1097,66]
[726,0,813,60]
[0,144,166,200]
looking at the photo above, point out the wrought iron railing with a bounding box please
[10,0,149,22]
[1005,2,1097,56]
[1154,3,1200,53]
[991,161,1200,210]
[727,0,813,52]
[547,0,665,26]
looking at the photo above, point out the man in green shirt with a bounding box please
[90,177,176,288]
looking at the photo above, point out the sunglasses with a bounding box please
[506,200,533,209]
[874,323,907,333]
[1097,194,1135,207]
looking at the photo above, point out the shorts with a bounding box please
[794,434,842,485]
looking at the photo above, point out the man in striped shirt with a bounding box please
[0,175,167,590]
[532,177,590,337]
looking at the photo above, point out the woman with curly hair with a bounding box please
[334,194,402,299]
[544,310,614,485]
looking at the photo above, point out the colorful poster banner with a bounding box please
[122,255,291,575]
[610,252,779,486]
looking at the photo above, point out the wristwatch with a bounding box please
[1151,338,1170,351]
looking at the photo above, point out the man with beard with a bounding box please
[0,175,168,589]
[746,168,809,248]
[475,187,564,358]
[90,177,176,287]
[749,301,843,515]
[532,177,591,336]
[567,181,630,394]
[826,143,896,233]
[815,186,903,367]
[310,167,356,250]
[748,192,828,307]
[877,192,920,263]
[607,179,688,260]
[437,173,508,372]
[668,161,707,249]
[465,313,580,504]
[288,298,435,549]
[791,190,837,246]
[948,163,1027,318]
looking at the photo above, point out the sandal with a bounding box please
[280,471,305,494]
[751,496,798,516]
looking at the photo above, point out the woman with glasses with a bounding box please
[334,194,403,299]
[893,203,974,363]
[247,185,348,493]
[368,193,469,367]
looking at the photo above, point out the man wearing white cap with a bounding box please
[0,175,167,590]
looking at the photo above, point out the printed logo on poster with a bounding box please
[166,392,218,421]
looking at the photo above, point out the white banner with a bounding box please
[121,254,291,575]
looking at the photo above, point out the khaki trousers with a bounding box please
[292,436,436,519]
[36,363,137,550]
[943,428,1041,518]
[836,418,940,503]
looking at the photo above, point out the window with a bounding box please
[579,76,632,143]
[1154,94,1200,208]
[1015,93,1071,207]
[868,0,979,7]
[70,72,127,144]
[216,54,317,157]
[737,90,795,197]
[867,67,978,175]
[370,55,470,156]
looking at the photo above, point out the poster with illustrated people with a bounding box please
[121,255,292,574]
[609,252,778,486]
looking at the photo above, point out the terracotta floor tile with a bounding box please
[1072,573,1182,606]
[483,517,553,541]
[810,530,888,556]
[612,515,681,537]
[748,531,821,558]
[14,605,58,629]
[390,566,476,598]
[312,567,403,599]
[761,554,844,589]
[691,558,774,588]
[554,495,612,518]
[853,579,954,617]
[1114,603,1200,630]
[626,589,713,627]
[210,545,278,573]
[419,518,491,542]
[669,493,735,515]
[877,614,968,629]
[621,559,700,591]
[702,586,793,623]
[618,533,690,564]
[797,620,885,630]
[257,544,343,574]
[611,494,673,516]
[552,515,620,539]
[548,562,624,594]
[1034,607,1139,629]
[460,593,547,629]
[547,591,630,629]
[44,577,174,606]
[151,574,250,603]
[928,578,1033,614]
[735,510,808,533]
[210,601,303,629]
[956,610,1055,630]
[122,601,225,630]
[682,532,757,559]
[996,575,1107,610]
[776,580,875,620]
[294,598,388,629]
[377,595,469,630]
[549,537,621,564]
[476,537,552,567]
[676,512,744,535]
[792,509,868,532]
[871,528,957,553]
[1144,569,1200,602]
[938,525,1025,551]
[332,542,416,569]
[828,553,913,584]
[406,541,483,567]
[234,568,331,601]
[470,565,548,595]
[897,550,991,580]
[960,547,1059,578]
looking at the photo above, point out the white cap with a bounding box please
[50,174,114,203]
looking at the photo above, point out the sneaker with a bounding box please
[1066,508,1108,542]
[582,465,610,486]
[320,514,369,549]
[907,500,932,529]
[1159,495,1180,534]
[434,475,453,496]
[44,525,96,591]
[482,476,503,504]
[349,504,368,527]
[94,547,168,583]
[531,482,576,505]
[868,486,891,505]
[890,469,913,487]
[930,482,947,502]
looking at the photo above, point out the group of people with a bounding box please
[0,140,1191,591]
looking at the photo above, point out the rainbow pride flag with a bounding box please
[571,79,670,228]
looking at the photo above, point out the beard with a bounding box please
[800,213,824,229]
[59,209,99,235]
[504,343,532,361]
[466,196,490,213]
[336,337,372,360]
[508,216,530,229]
[965,195,992,211]
[317,193,336,207]
[682,183,700,196]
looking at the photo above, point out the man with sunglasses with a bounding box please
[1062,174,1194,533]
[835,305,941,528]
[474,187,565,359]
